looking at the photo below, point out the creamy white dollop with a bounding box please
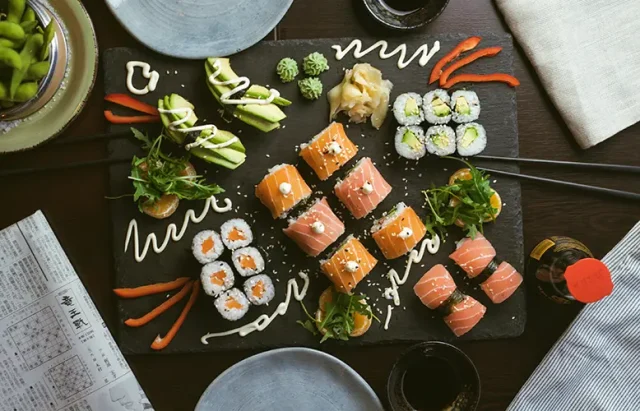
[345,261,359,273]
[331,40,441,70]
[310,221,325,234]
[326,141,342,155]
[398,227,413,240]
[126,61,159,95]
[208,59,280,105]
[279,182,292,195]
[361,181,374,194]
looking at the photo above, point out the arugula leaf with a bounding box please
[297,320,318,336]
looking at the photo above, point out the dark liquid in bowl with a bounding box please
[380,0,429,12]
[402,356,461,410]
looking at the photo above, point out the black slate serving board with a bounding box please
[105,34,524,354]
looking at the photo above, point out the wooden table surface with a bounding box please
[1,0,639,410]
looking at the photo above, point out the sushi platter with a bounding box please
[105,34,525,354]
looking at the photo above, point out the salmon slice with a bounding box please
[283,197,345,257]
[413,264,457,309]
[225,297,243,310]
[201,236,215,254]
[229,227,246,241]
[481,261,523,304]
[372,202,427,260]
[300,122,358,180]
[210,271,226,286]
[334,157,392,219]
[443,295,486,337]
[252,281,265,298]
[320,235,377,293]
[449,233,496,278]
[239,255,256,270]
[255,164,312,219]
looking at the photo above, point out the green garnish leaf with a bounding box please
[297,320,318,336]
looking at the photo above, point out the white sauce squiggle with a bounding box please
[157,107,239,151]
[332,40,441,70]
[208,60,280,105]
[126,61,159,95]
[201,272,310,342]
[384,305,393,330]
[124,196,232,263]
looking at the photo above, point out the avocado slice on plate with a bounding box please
[246,85,292,107]
[189,147,245,170]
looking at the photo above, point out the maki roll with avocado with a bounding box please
[425,125,456,156]
[393,93,424,125]
[456,123,487,156]
[451,90,480,123]
[423,89,451,124]
[395,126,426,160]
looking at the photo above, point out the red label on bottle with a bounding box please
[565,258,613,303]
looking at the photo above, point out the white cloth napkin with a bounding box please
[507,221,640,410]
[495,0,640,149]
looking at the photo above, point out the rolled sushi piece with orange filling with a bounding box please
[371,202,427,260]
[220,218,253,250]
[201,261,235,297]
[192,230,224,264]
[334,157,392,219]
[299,122,358,181]
[243,274,275,306]
[231,246,265,277]
[214,288,250,321]
[255,164,312,219]
[320,235,377,293]
[283,197,345,257]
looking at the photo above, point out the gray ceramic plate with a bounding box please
[195,348,384,411]
[105,0,292,59]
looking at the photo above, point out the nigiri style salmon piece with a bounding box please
[283,197,345,257]
[443,295,486,337]
[255,164,312,219]
[449,233,496,278]
[372,202,427,260]
[300,122,358,181]
[334,157,392,219]
[320,235,378,293]
[480,261,523,304]
[413,264,458,310]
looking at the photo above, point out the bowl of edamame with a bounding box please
[0,0,65,121]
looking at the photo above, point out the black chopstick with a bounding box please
[0,157,130,178]
[473,155,640,174]
[52,130,132,146]
[478,167,640,201]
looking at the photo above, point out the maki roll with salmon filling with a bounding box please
[299,122,358,181]
[395,126,426,160]
[192,230,224,264]
[283,197,345,257]
[334,157,392,219]
[451,90,480,123]
[456,123,486,156]
[201,261,235,297]
[255,164,312,219]
[425,125,456,156]
[243,274,275,305]
[231,246,265,277]
[214,288,250,321]
[220,218,253,250]
[371,202,427,260]
[320,235,378,293]
[423,89,451,124]
[393,92,424,126]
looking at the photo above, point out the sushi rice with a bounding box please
[423,89,452,124]
[220,218,253,250]
[214,288,250,321]
[243,274,275,305]
[192,230,224,264]
[231,246,265,277]
[395,126,426,160]
[393,92,424,125]
[200,261,234,297]
[451,90,480,123]
[456,123,487,156]
[425,125,456,156]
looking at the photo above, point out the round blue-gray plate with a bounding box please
[195,348,385,411]
[104,0,292,59]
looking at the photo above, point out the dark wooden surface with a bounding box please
[1,0,639,409]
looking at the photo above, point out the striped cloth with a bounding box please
[508,222,640,410]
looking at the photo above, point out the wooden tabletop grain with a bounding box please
[1,0,639,410]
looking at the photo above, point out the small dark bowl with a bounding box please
[387,342,480,411]
[362,0,450,30]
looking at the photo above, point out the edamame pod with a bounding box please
[7,0,26,24]
[24,60,49,80]
[1,100,15,109]
[39,21,56,61]
[21,6,36,23]
[0,46,22,69]
[13,81,38,102]
[0,82,8,100]
[0,21,26,41]
[9,33,43,99]
[0,37,24,49]
[20,20,38,34]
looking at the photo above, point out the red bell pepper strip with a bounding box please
[105,93,159,115]
[113,277,190,298]
[104,110,160,124]
[151,280,200,351]
[429,36,481,84]
[124,280,193,328]
[442,73,521,89]
[439,46,503,86]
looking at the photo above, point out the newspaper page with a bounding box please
[0,211,153,411]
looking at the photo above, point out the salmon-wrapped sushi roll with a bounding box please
[371,202,426,260]
[320,235,377,293]
[413,264,457,309]
[334,157,392,219]
[443,295,486,337]
[255,164,312,219]
[449,233,496,278]
[300,122,358,180]
[480,261,523,304]
[283,197,345,257]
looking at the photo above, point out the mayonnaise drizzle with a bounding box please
[124,196,232,263]
[126,61,159,95]
[157,107,239,151]
[201,272,310,342]
[384,305,393,330]
[332,39,441,70]
[208,59,280,105]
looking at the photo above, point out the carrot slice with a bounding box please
[151,280,200,351]
[442,73,520,88]
[124,280,193,328]
[104,110,160,124]
[429,36,481,84]
[439,46,503,86]
[105,93,159,115]
[113,277,191,298]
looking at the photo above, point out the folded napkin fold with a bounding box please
[507,221,640,410]
[495,0,640,149]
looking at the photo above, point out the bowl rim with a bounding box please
[362,0,451,30]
